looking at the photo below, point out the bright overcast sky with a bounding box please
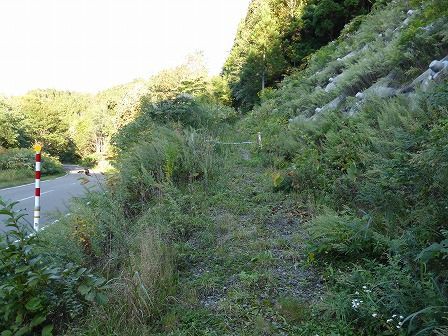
[0,0,250,96]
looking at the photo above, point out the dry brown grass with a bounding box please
[105,228,175,325]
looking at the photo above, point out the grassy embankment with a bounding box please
[0,171,66,189]
[58,139,329,335]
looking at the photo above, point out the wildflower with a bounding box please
[372,313,378,318]
[387,319,393,323]
[392,314,397,318]
[362,285,367,289]
[355,291,359,295]
[352,299,362,309]
[399,315,404,320]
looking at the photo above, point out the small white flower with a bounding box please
[387,319,393,323]
[372,313,378,318]
[362,285,367,289]
[355,291,359,295]
[351,299,362,309]
[399,315,404,320]
[392,314,397,318]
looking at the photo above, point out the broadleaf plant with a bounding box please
[0,198,108,335]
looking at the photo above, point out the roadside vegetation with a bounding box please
[1,0,448,335]
[0,148,64,188]
[0,199,107,335]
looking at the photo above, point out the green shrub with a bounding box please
[138,95,237,129]
[79,154,98,168]
[48,173,181,334]
[114,125,218,215]
[0,148,64,175]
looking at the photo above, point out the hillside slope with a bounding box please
[238,0,448,334]
[2,0,447,335]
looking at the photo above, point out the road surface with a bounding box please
[0,171,103,233]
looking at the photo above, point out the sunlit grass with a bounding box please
[0,168,66,189]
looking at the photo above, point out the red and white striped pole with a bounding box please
[33,144,42,231]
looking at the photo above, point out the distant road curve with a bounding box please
[0,167,103,233]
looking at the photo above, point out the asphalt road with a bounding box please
[0,172,103,233]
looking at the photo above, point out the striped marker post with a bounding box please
[33,144,42,231]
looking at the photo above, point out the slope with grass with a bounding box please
[238,0,448,334]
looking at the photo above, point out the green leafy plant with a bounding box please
[0,199,107,335]
[416,232,448,265]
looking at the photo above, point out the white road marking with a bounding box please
[1,182,35,191]
[16,190,55,202]
[0,174,68,191]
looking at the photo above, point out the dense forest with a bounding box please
[1,0,448,335]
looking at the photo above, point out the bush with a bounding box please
[307,211,386,260]
[0,148,64,175]
[79,154,98,168]
[48,169,181,334]
[138,95,237,129]
[114,126,218,215]
[0,200,107,335]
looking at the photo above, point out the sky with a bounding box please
[0,0,250,96]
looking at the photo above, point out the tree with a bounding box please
[148,52,209,103]
[223,0,294,111]
[15,90,72,158]
[0,98,23,148]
